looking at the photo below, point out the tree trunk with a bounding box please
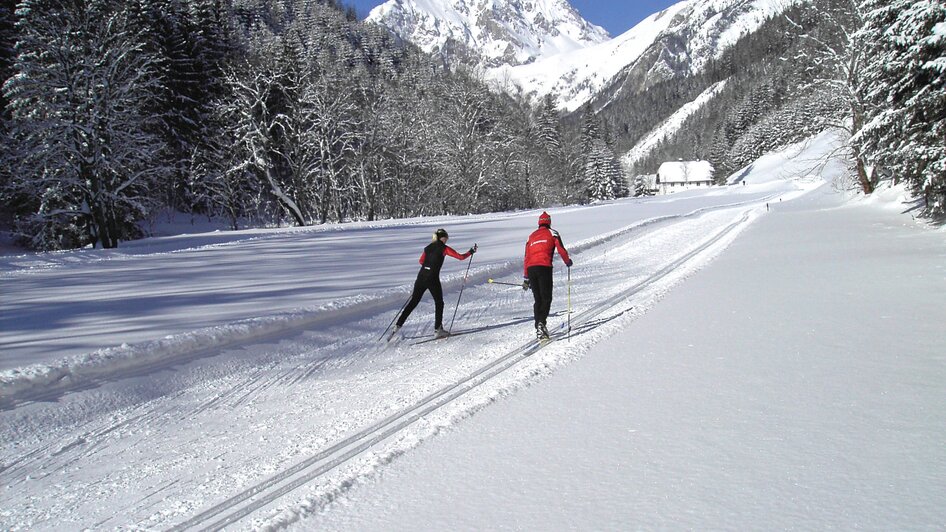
[851,104,874,195]
[855,155,874,195]
[92,202,119,248]
[263,166,306,226]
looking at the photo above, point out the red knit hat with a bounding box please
[538,211,551,226]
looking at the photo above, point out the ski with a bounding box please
[410,330,470,346]
[535,322,566,346]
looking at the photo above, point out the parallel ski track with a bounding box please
[169,208,754,531]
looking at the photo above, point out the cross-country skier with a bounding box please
[522,211,573,340]
[390,228,477,340]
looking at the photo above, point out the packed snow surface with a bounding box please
[2,131,943,530]
[304,178,946,531]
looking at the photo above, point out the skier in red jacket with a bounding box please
[391,228,476,340]
[523,211,573,340]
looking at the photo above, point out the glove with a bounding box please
[468,244,477,255]
[566,259,573,268]
[522,279,530,291]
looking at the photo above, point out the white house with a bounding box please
[655,160,715,195]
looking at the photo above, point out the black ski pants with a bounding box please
[397,270,444,329]
[527,265,554,327]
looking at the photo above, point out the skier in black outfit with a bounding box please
[390,228,476,340]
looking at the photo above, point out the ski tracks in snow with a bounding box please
[0,204,762,530]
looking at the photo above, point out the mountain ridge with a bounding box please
[369,0,799,112]
[367,0,610,68]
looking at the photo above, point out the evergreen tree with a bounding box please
[0,0,13,122]
[528,94,571,204]
[579,109,627,201]
[128,0,236,215]
[633,174,650,197]
[855,0,946,218]
[0,0,16,226]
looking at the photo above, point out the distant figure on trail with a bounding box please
[522,212,572,341]
[391,229,476,340]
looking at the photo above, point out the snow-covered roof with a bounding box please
[657,161,714,183]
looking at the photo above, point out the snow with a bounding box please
[302,182,946,531]
[488,0,799,111]
[368,0,796,112]
[490,1,690,111]
[367,0,609,67]
[727,129,846,186]
[2,130,944,530]
[712,0,792,56]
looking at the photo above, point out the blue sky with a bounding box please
[346,0,681,37]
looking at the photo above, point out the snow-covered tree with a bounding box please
[0,0,13,121]
[127,0,235,213]
[1,0,575,246]
[304,75,360,224]
[188,112,262,230]
[533,94,563,152]
[583,138,624,201]
[855,0,946,218]
[216,56,308,226]
[0,0,15,223]
[580,111,628,202]
[633,174,650,197]
[785,0,874,194]
[4,0,166,249]
[433,72,508,214]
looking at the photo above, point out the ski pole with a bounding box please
[487,279,520,287]
[567,266,572,341]
[380,295,411,341]
[449,247,475,331]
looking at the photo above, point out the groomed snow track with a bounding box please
[168,209,754,531]
[0,196,771,411]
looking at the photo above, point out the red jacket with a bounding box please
[524,226,572,277]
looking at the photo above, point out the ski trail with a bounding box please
[0,204,764,530]
[0,194,776,409]
[168,208,758,530]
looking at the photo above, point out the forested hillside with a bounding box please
[591,0,944,218]
[596,1,845,180]
[0,0,614,251]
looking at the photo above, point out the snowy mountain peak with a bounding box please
[367,0,610,67]
[492,0,799,111]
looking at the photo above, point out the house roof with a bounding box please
[657,161,714,183]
